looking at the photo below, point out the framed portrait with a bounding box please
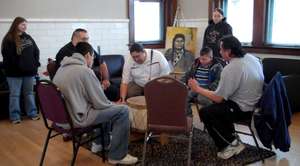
[164,27,198,75]
[165,27,198,55]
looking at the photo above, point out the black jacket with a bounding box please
[202,18,232,58]
[1,33,40,77]
[55,42,103,69]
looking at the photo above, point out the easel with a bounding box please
[172,0,184,27]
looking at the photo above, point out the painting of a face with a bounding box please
[174,37,184,49]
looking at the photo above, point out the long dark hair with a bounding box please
[1,17,27,54]
[219,35,245,58]
[171,33,186,63]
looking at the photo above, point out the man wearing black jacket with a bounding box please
[55,28,119,101]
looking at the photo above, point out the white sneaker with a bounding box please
[91,142,103,153]
[108,154,138,165]
[217,139,245,159]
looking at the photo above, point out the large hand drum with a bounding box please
[126,96,147,132]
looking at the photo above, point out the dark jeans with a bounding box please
[199,100,253,150]
[104,83,119,102]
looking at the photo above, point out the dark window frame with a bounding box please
[209,0,300,56]
[128,0,177,49]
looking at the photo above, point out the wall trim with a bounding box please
[0,18,129,23]
[178,18,208,23]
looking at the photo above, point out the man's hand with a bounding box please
[117,97,126,104]
[101,79,111,90]
[188,78,200,92]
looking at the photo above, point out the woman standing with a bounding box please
[202,8,232,58]
[1,17,40,124]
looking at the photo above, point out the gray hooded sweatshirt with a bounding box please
[53,53,113,127]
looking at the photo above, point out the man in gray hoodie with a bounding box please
[53,42,138,165]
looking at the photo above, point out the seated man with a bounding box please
[188,35,264,159]
[55,28,119,101]
[181,47,223,116]
[119,43,170,102]
[53,42,138,165]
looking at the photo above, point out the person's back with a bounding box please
[219,54,264,111]
[53,42,138,165]
[53,53,112,127]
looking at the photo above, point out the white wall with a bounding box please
[1,0,299,72]
[0,19,130,76]
[0,0,126,19]
[0,0,129,77]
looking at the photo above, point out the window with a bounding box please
[224,0,254,43]
[209,0,300,55]
[134,1,163,42]
[128,0,177,48]
[266,0,300,46]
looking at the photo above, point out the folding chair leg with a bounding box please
[39,129,52,166]
[249,127,264,163]
[187,130,193,166]
[71,137,81,166]
[142,132,148,166]
[100,125,106,162]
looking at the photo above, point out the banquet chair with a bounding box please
[36,80,106,166]
[142,76,193,166]
[234,109,264,163]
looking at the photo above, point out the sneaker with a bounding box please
[12,119,21,124]
[30,116,40,121]
[108,154,138,165]
[91,142,103,153]
[217,139,245,159]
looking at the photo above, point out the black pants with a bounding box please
[104,83,119,102]
[199,100,252,150]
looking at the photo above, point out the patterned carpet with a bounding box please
[88,128,275,166]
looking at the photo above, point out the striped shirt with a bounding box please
[195,66,209,89]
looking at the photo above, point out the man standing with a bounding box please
[55,28,119,101]
[119,43,170,102]
[188,35,264,159]
[53,42,138,165]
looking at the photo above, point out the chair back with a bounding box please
[47,58,58,80]
[101,54,124,78]
[36,80,72,129]
[283,74,300,113]
[144,76,188,133]
[262,58,300,83]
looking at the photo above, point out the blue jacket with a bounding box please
[254,72,292,152]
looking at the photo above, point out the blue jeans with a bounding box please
[92,105,130,160]
[6,77,38,121]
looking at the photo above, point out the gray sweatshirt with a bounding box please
[53,53,113,127]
